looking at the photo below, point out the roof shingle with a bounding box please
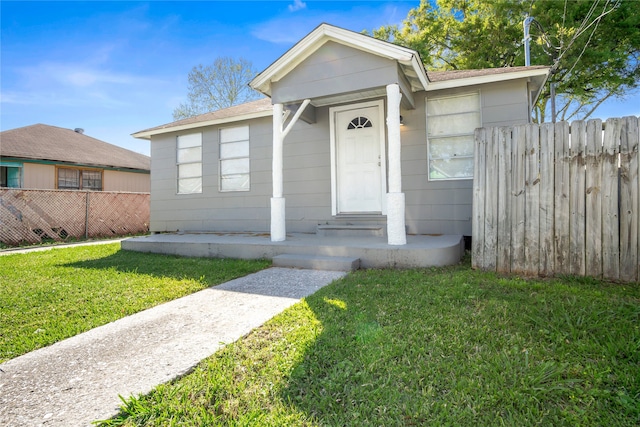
[0,124,150,171]
[134,98,273,136]
[427,65,549,82]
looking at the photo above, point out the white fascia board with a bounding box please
[132,110,273,140]
[322,25,415,61]
[426,68,550,91]
[410,55,430,91]
[531,72,551,105]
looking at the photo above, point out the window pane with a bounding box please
[220,158,250,175]
[427,112,480,137]
[220,126,249,143]
[427,93,480,115]
[6,167,21,188]
[220,140,249,159]
[429,158,474,180]
[178,146,202,163]
[178,177,202,194]
[429,135,475,158]
[427,92,479,181]
[178,163,201,178]
[58,169,79,189]
[221,174,250,191]
[83,170,102,190]
[219,126,250,192]
[177,133,202,149]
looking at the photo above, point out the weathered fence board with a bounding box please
[602,118,621,280]
[472,127,486,269]
[619,116,639,282]
[554,122,571,274]
[484,127,500,270]
[497,127,512,272]
[585,119,603,278]
[524,124,540,274]
[474,116,639,282]
[511,125,527,273]
[539,123,555,275]
[569,120,587,276]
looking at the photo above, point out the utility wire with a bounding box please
[552,0,619,73]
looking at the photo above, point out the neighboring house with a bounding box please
[0,124,150,192]
[133,23,548,244]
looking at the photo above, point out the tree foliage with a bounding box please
[373,0,640,121]
[173,56,262,120]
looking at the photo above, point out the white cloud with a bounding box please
[14,61,166,90]
[1,59,170,113]
[288,0,307,12]
[0,88,128,109]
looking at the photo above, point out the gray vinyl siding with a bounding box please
[149,116,273,233]
[282,106,332,232]
[479,80,531,127]
[401,79,531,236]
[149,110,334,234]
[149,73,532,236]
[271,41,397,104]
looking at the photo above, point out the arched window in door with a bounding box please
[347,116,372,130]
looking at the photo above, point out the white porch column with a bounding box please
[270,100,311,242]
[271,103,286,241]
[386,83,407,245]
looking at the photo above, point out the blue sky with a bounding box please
[1,0,638,157]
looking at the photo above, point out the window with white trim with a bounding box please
[426,92,480,180]
[219,125,250,192]
[177,133,202,194]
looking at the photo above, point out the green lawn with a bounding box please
[99,262,640,426]
[0,243,270,362]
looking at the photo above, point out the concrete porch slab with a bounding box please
[273,253,361,271]
[122,232,464,269]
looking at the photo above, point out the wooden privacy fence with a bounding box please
[0,189,149,246]
[472,116,639,282]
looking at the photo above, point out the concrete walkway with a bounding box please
[0,267,346,427]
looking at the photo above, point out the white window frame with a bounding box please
[219,125,250,192]
[176,133,202,194]
[426,91,481,181]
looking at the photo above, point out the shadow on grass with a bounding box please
[95,261,640,426]
[64,249,271,287]
[279,266,640,426]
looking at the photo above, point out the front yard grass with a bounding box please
[100,262,639,426]
[0,243,270,362]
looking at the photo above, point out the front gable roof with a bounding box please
[132,24,550,139]
[1,124,150,171]
[250,23,429,97]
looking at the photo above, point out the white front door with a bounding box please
[333,103,385,214]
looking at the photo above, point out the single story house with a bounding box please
[133,23,548,246]
[1,124,150,192]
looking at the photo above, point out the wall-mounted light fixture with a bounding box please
[399,115,405,126]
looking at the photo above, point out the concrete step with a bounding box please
[272,253,361,271]
[316,224,385,237]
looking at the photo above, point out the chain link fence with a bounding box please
[0,189,150,246]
